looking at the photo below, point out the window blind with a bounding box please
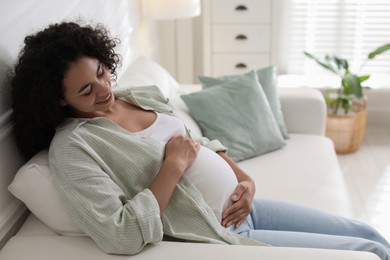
[286,0,390,77]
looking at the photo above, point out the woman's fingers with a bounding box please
[222,204,250,228]
[164,136,200,172]
[222,182,254,228]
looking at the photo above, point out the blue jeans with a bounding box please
[231,199,390,260]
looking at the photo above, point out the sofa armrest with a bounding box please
[279,88,326,135]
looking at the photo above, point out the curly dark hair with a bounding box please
[11,21,121,160]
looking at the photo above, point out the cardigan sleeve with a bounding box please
[50,152,163,255]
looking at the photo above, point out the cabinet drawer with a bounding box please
[212,54,270,76]
[212,25,270,52]
[212,0,271,24]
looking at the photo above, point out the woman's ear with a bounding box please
[58,99,67,107]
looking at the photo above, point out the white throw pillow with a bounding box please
[117,56,179,99]
[8,150,85,236]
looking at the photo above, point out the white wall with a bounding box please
[0,0,143,78]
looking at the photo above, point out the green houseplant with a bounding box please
[304,44,390,153]
[304,44,390,114]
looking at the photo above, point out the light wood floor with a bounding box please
[337,124,390,240]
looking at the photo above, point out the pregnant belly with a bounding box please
[184,146,238,221]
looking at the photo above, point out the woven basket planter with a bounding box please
[326,98,367,154]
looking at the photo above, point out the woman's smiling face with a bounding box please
[61,56,114,118]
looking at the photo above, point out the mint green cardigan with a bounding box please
[49,86,266,255]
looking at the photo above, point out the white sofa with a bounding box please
[0,86,380,260]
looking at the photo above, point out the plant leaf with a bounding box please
[342,74,363,98]
[341,98,352,114]
[334,56,349,71]
[358,75,370,83]
[368,44,390,59]
[304,51,338,73]
[325,55,340,72]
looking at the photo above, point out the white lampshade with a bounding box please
[145,0,201,20]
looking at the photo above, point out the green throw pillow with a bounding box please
[181,71,285,162]
[198,66,289,139]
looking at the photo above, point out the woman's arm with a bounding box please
[217,151,256,228]
[51,136,199,255]
[52,164,162,255]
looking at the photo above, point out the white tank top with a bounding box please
[135,112,238,221]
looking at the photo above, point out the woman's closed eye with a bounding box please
[80,85,92,96]
[79,63,104,96]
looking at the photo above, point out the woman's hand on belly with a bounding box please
[149,136,200,215]
[216,151,256,228]
[221,180,255,228]
[164,136,200,172]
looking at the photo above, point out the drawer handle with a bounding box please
[235,5,248,11]
[235,63,247,69]
[235,34,248,40]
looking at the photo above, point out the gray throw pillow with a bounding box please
[181,70,285,162]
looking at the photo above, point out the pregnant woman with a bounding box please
[10,21,390,259]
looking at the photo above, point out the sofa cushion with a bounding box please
[199,66,289,139]
[8,150,85,236]
[238,134,353,217]
[181,70,285,162]
[117,56,179,99]
[0,235,380,260]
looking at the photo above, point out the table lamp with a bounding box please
[144,0,201,80]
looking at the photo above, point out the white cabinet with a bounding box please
[201,0,273,77]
